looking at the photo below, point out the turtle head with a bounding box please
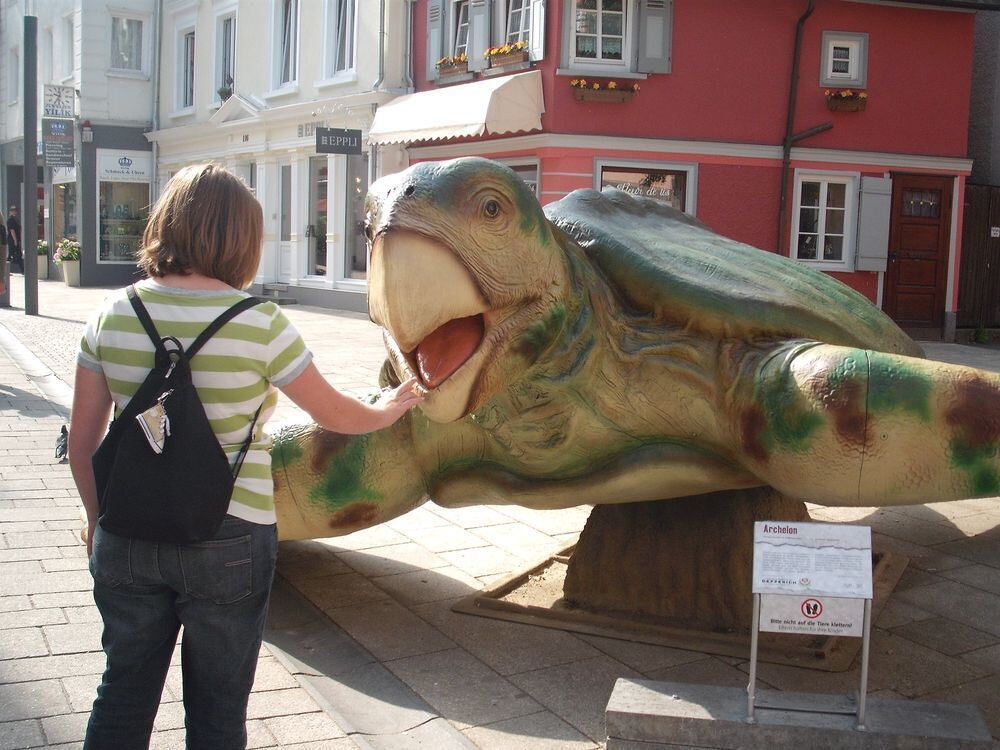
[366,157,570,422]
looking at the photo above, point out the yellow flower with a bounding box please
[592,82,600,90]
[824,89,832,96]
[632,83,640,92]
[607,81,618,89]
[840,89,853,98]
[579,79,587,88]
[858,92,868,99]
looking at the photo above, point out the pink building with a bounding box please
[370,0,1000,341]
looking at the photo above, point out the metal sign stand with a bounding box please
[747,595,872,728]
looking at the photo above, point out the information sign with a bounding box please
[315,127,363,155]
[42,118,75,169]
[752,521,872,599]
[759,593,865,636]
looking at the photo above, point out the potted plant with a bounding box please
[436,53,469,79]
[825,88,868,112]
[570,79,639,103]
[217,74,234,102]
[36,240,49,280]
[54,238,81,287]
[484,40,529,68]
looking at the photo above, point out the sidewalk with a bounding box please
[1,277,999,749]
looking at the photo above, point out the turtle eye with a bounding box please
[483,199,501,219]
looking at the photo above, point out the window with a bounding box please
[326,0,356,77]
[791,172,858,269]
[821,31,867,89]
[9,48,19,102]
[453,0,470,57]
[345,154,369,279]
[278,0,299,86]
[63,16,74,78]
[506,0,531,44]
[309,157,329,276]
[217,14,236,98]
[110,16,143,71]
[180,30,195,108]
[561,0,672,75]
[598,162,696,213]
[574,0,626,64]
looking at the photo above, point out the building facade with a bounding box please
[147,0,414,312]
[369,0,998,341]
[0,0,156,288]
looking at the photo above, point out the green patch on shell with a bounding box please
[308,435,382,511]
[949,437,1000,496]
[271,429,303,469]
[516,303,568,365]
[757,367,823,454]
[868,360,932,421]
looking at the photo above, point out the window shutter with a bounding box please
[468,0,491,71]
[856,176,891,272]
[636,0,672,74]
[529,0,546,61]
[427,0,444,80]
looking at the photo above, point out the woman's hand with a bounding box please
[375,377,424,426]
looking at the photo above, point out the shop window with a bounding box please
[276,0,299,86]
[308,157,328,277]
[325,0,356,77]
[110,16,143,72]
[54,181,78,249]
[216,14,236,101]
[791,171,858,270]
[345,154,369,280]
[561,0,671,75]
[180,30,195,109]
[821,31,867,89]
[99,178,149,264]
[598,162,694,213]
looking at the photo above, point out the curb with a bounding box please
[0,321,73,415]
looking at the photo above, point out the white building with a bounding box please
[1,0,157,287]
[147,0,414,311]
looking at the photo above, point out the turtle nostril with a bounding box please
[403,184,415,197]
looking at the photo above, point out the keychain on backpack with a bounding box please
[135,389,173,454]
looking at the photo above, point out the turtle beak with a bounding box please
[369,230,490,417]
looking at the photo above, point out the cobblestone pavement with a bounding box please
[1,277,999,749]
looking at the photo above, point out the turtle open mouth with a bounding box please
[410,314,486,390]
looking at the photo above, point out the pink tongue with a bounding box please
[415,315,485,389]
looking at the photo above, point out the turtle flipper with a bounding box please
[738,343,1000,505]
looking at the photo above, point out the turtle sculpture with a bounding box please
[270,157,999,625]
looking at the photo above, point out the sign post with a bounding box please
[747,521,873,729]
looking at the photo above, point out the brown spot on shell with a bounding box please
[311,430,351,474]
[817,376,869,447]
[741,407,768,463]
[946,376,1000,448]
[329,503,379,530]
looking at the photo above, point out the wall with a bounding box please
[969,11,1000,185]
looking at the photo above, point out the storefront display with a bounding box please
[53,169,77,247]
[96,149,151,264]
[345,153,368,280]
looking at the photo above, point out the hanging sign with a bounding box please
[42,118,75,168]
[315,127,363,155]
[97,149,152,183]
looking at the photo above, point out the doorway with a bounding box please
[884,174,954,338]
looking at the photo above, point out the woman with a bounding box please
[67,164,422,750]
[5,206,21,274]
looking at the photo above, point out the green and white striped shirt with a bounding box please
[77,279,312,525]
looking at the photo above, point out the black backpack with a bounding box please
[92,285,263,544]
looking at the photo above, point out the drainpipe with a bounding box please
[373,0,387,90]
[776,0,833,255]
[402,0,416,91]
[150,0,163,202]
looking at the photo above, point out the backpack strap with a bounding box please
[187,295,263,358]
[127,285,168,354]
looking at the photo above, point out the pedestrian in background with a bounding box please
[0,209,7,295]
[6,206,22,274]
[67,164,422,750]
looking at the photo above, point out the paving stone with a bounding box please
[509,655,643,742]
[0,652,106,683]
[493,506,590,537]
[576,634,707,674]
[870,532,969,572]
[0,570,92,596]
[42,622,103,655]
[284,572,391,613]
[873,598,935,629]
[151,700,185,731]
[319,525,408,552]
[60,674,100,713]
[645,655,755,689]
[386,647,542,729]
[0,607,65,629]
[429,505,514,529]
[0,627,48,659]
[250,656,302,692]
[246,688,321,720]
[0,680,71,721]
[939,563,1000,595]
[439,545,527,578]
[923,673,1000,738]
[896,580,1000,636]
[0,547,63,563]
[0,719,44,750]
[0,561,44,576]
[463,709,599,750]
[412,599,601,676]
[960,643,1000,674]
[399,524,489,553]
[891,617,998,655]
[40,711,89,745]
[336,542,450,578]
[263,711,347,744]
[3,530,79,549]
[363,716,477,750]
[934,536,1000,567]
[893,566,946,592]
[0,596,31,613]
[371,565,482,605]
[868,630,989,697]
[324,598,455,662]
[41,557,89,572]
[387,506,454,533]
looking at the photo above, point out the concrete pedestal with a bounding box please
[606,679,992,749]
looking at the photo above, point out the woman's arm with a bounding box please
[279,362,422,434]
[68,365,113,554]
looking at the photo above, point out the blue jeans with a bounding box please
[84,516,278,750]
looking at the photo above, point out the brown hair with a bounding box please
[137,163,262,289]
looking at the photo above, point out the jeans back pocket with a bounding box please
[179,535,253,605]
[90,525,134,588]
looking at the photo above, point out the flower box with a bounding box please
[489,50,529,68]
[438,61,469,78]
[573,88,634,103]
[825,91,867,112]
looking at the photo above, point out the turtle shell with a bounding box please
[545,188,922,357]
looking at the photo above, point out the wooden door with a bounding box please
[884,174,953,334]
